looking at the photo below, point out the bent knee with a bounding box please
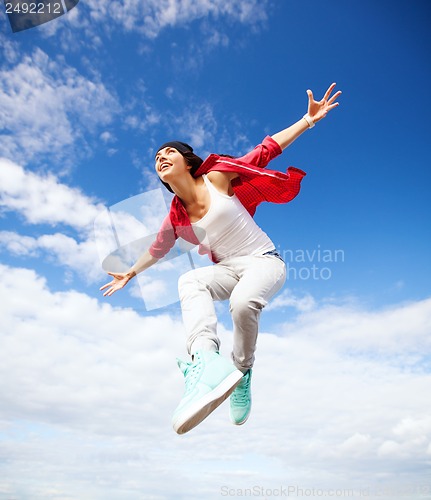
[230,296,267,316]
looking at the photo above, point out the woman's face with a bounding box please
[155,147,190,182]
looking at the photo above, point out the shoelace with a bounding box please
[231,373,251,405]
[183,360,203,393]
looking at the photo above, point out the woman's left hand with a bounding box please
[307,83,342,123]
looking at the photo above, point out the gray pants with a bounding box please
[178,253,286,372]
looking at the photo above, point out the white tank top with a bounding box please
[191,174,275,261]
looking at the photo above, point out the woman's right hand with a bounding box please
[306,82,341,123]
[100,271,135,297]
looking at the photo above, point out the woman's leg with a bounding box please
[178,263,239,355]
[228,255,286,372]
[174,264,244,434]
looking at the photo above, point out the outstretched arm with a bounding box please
[271,83,341,150]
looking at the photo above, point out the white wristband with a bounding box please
[303,113,315,129]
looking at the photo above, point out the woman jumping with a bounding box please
[100,83,341,434]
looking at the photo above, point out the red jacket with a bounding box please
[149,136,306,262]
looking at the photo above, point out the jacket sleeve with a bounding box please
[148,214,177,259]
[236,136,282,168]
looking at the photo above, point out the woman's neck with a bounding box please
[171,175,204,206]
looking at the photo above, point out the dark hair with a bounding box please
[159,150,204,194]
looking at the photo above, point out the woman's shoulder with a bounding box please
[206,171,237,196]
[207,170,239,183]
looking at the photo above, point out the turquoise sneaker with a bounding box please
[229,369,252,425]
[172,350,243,435]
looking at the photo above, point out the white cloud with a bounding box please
[173,102,218,150]
[278,297,431,354]
[82,0,269,38]
[337,433,373,458]
[0,263,430,497]
[0,48,119,164]
[0,158,111,283]
[138,101,253,164]
[0,159,178,285]
[0,158,104,230]
[39,233,103,282]
[36,0,269,75]
[0,33,20,64]
[0,231,39,256]
[100,131,116,143]
[266,288,316,312]
[0,230,104,283]
[107,148,118,156]
[0,263,185,433]
[393,416,431,440]
[169,102,253,157]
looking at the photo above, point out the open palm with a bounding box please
[307,83,341,123]
[100,271,133,297]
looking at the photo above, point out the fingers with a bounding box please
[309,83,341,106]
[103,284,118,297]
[323,82,337,101]
[327,90,342,105]
[100,272,130,297]
[101,283,113,296]
[100,272,125,290]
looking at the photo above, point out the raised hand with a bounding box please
[306,82,341,123]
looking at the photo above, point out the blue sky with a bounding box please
[0,1,430,499]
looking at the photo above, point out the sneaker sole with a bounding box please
[173,370,243,435]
